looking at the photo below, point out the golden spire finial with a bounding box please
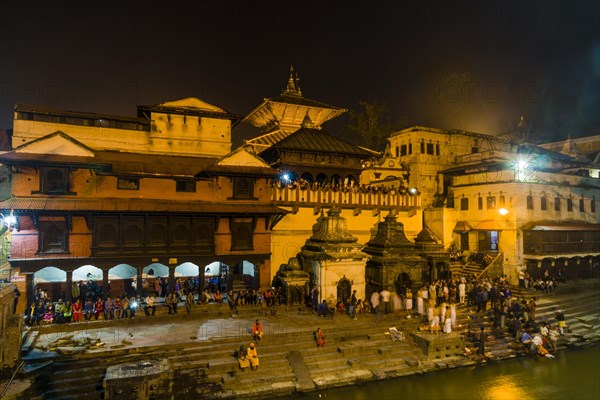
[283,65,302,96]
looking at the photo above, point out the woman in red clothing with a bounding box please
[314,327,327,348]
[94,297,104,320]
[72,299,83,322]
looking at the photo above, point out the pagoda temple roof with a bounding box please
[264,127,375,157]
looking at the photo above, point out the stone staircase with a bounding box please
[17,280,600,400]
[18,311,459,400]
[458,280,600,362]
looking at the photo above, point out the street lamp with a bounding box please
[499,208,509,216]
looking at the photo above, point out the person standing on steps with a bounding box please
[380,288,391,314]
[478,326,486,355]
[556,310,566,334]
[185,290,194,315]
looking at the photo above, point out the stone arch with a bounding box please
[330,174,342,185]
[73,265,103,282]
[107,264,137,298]
[34,266,66,302]
[204,261,230,293]
[175,262,199,277]
[143,263,169,278]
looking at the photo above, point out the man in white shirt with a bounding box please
[380,288,391,314]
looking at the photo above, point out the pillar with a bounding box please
[168,267,175,294]
[65,270,73,301]
[26,273,34,305]
[199,264,205,292]
[102,269,109,298]
[136,267,143,296]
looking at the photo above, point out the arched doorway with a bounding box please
[143,263,169,297]
[34,266,66,302]
[73,265,103,300]
[395,272,412,294]
[330,174,342,185]
[205,261,230,293]
[337,277,351,302]
[108,264,137,297]
[175,262,200,294]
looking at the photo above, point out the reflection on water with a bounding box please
[485,376,528,400]
[304,345,600,400]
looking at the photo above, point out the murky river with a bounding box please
[303,345,600,400]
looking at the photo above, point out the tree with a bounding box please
[346,101,406,151]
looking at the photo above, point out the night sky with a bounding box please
[1,1,598,147]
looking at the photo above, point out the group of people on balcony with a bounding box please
[275,178,409,196]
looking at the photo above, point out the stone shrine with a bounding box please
[363,211,427,297]
[414,226,451,281]
[299,206,369,303]
[274,257,310,305]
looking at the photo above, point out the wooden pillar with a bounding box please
[102,269,109,298]
[65,270,73,301]
[136,267,143,295]
[168,267,175,294]
[26,273,34,305]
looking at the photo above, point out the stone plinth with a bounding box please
[410,332,465,358]
[103,359,172,400]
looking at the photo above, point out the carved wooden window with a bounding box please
[231,220,253,250]
[478,197,483,210]
[567,198,573,212]
[554,197,561,211]
[540,197,547,211]
[579,198,585,212]
[460,198,469,211]
[233,177,254,199]
[41,168,68,194]
[39,220,68,254]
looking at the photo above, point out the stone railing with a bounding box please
[477,252,504,281]
[271,185,420,210]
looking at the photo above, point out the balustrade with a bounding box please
[271,185,420,209]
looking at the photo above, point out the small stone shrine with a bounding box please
[363,211,427,297]
[414,226,451,281]
[299,206,369,303]
[274,257,310,305]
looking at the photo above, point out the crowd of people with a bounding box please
[275,178,411,196]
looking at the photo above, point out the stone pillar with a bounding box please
[65,270,73,301]
[102,269,109,298]
[168,267,175,294]
[136,267,143,296]
[26,273,34,305]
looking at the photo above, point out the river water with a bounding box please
[302,345,600,400]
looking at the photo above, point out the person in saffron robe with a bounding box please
[314,327,327,348]
[247,342,259,371]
